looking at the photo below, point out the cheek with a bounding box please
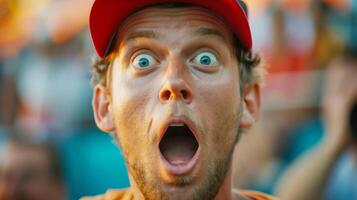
[195,68,241,123]
[111,72,154,158]
[194,74,241,153]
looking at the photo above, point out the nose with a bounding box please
[159,62,193,104]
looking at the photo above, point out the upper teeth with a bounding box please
[169,123,184,127]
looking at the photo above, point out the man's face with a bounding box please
[95,6,251,200]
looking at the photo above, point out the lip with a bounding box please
[157,116,201,176]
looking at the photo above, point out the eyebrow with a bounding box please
[125,30,159,41]
[192,27,227,42]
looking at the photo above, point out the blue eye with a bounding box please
[193,52,217,66]
[133,54,155,69]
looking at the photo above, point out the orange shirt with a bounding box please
[240,190,278,200]
[81,189,277,200]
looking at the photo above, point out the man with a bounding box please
[0,137,66,200]
[84,0,274,199]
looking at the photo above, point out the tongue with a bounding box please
[160,133,197,165]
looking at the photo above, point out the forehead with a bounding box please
[116,5,234,44]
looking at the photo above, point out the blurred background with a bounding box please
[0,0,356,199]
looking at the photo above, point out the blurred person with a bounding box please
[0,136,66,200]
[82,0,277,200]
[276,52,357,200]
[230,1,324,194]
[3,1,129,199]
[3,1,128,200]
[232,1,355,195]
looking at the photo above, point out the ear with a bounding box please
[239,83,261,129]
[92,84,116,133]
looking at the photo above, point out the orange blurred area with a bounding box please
[0,0,48,58]
[0,0,94,58]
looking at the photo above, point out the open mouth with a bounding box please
[159,124,199,166]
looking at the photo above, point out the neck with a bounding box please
[213,162,234,200]
[128,174,145,200]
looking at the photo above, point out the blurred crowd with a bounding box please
[0,0,356,199]
[0,1,129,199]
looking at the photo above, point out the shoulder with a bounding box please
[238,190,279,200]
[80,189,133,200]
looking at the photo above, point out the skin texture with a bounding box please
[93,6,260,200]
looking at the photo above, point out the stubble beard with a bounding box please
[122,108,242,200]
[127,141,238,200]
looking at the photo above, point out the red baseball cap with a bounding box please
[89,0,252,58]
